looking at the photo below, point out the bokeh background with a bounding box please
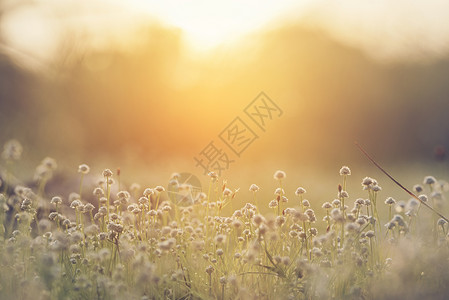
[1,0,449,208]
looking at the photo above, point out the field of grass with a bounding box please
[1,139,449,300]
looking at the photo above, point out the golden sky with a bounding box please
[2,0,449,66]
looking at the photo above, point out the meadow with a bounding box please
[1,139,449,300]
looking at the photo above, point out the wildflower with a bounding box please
[302,199,310,207]
[143,188,154,197]
[418,194,428,202]
[330,208,343,222]
[332,199,341,207]
[41,157,57,170]
[269,200,278,208]
[274,188,284,195]
[98,206,107,215]
[385,197,396,205]
[216,248,224,256]
[208,172,218,182]
[309,227,318,236]
[251,214,263,226]
[70,200,82,209]
[219,276,227,285]
[423,176,437,185]
[413,184,423,193]
[117,190,130,199]
[34,165,52,181]
[2,139,23,160]
[103,169,113,178]
[274,170,286,180]
[276,216,286,227]
[78,164,90,174]
[249,184,260,193]
[107,222,124,234]
[345,223,358,233]
[339,166,351,176]
[293,210,309,222]
[356,218,366,225]
[438,218,447,226]
[84,203,95,212]
[205,265,214,274]
[223,188,232,197]
[372,185,382,192]
[362,177,373,187]
[69,193,81,202]
[430,191,443,200]
[407,198,419,210]
[392,215,406,227]
[93,187,105,197]
[322,202,332,209]
[215,234,226,244]
[99,197,107,205]
[50,196,62,206]
[339,191,349,198]
[295,187,306,195]
[154,186,165,193]
[365,230,375,238]
[232,219,243,229]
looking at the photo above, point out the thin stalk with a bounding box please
[356,142,449,223]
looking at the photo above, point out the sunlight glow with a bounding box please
[113,0,310,51]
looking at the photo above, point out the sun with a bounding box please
[123,0,310,51]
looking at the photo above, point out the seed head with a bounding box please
[269,200,278,208]
[273,170,286,180]
[93,187,105,197]
[223,188,232,197]
[215,234,226,244]
[78,164,90,175]
[249,184,260,192]
[332,199,341,207]
[70,200,82,209]
[385,197,396,205]
[339,166,351,176]
[274,188,284,195]
[84,203,95,212]
[103,169,113,177]
[423,176,437,185]
[2,139,23,161]
[413,184,423,193]
[208,172,218,181]
[322,202,332,209]
[295,187,306,195]
[143,188,154,197]
[365,230,375,238]
[51,196,62,205]
[438,218,447,226]
[339,191,349,198]
[154,186,165,193]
